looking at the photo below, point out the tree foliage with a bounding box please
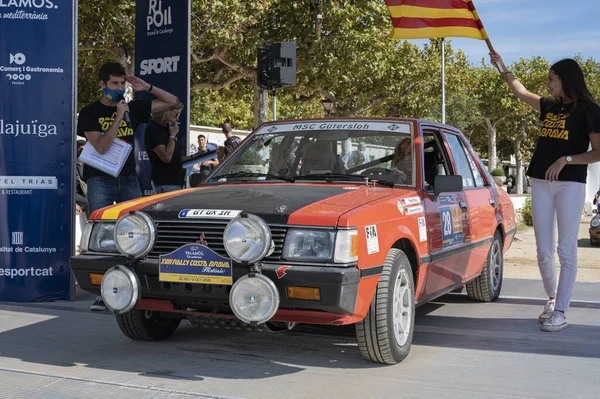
[77,0,600,173]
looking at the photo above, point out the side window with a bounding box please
[462,142,486,188]
[422,131,451,191]
[444,133,475,189]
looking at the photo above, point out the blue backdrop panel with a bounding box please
[0,0,75,301]
[134,0,191,195]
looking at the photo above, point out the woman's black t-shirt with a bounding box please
[527,98,600,183]
[144,120,185,186]
[76,100,152,179]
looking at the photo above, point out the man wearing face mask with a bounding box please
[342,141,369,169]
[76,62,178,311]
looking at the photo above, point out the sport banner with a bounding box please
[134,0,191,195]
[0,0,76,301]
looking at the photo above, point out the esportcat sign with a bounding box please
[0,0,75,301]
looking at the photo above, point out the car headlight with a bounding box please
[101,265,141,314]
[88,223,118,253]
[282,228,359,263]
[283,229,335,261]
[223,214,272,263]
[114,212,156,259]
[592,217,600,228]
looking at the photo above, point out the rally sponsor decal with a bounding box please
[397,200,404,214]
[405,205,424,215]
[439,206,464,248]
[439,195,455,205]
[159,244,233,285]
[418,216,427,242]
[401,196,421,206]
[365,225,379,254]
[257,121,411,134]
[179,209,242,219]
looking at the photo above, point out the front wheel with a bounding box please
[466,230,503,302]
[116,310,181,341]
[355,248,415,364]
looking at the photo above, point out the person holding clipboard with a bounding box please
[76,61,178,311]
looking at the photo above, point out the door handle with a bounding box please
[489,198,496,206]
[459,201,468,210]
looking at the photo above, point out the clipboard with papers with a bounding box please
[78,139,132,177]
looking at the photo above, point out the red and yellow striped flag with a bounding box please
[385,0,488,40]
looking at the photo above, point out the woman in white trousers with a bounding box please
[490,52,600,332]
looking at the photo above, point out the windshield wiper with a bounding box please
[213,171,295,183]
[295,173,395,187]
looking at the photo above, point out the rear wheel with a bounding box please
[116,310,181,341]
[355,248,415,364]
[466,230,503,302]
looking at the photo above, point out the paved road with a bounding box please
[1,279,599,399]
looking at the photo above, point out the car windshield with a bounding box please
[207,121,414,186]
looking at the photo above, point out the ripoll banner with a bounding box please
[134,0,191,195]
[0,0,76,301]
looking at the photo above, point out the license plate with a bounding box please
[158,244,233,285]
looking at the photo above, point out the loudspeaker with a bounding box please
[257,41,296,90]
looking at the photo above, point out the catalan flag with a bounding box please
[385,0,488,40]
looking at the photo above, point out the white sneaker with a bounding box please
[538,299,555,324]
[541,311,568,332]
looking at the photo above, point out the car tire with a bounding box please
[355,248,415,364]
[466,230,503,302]
[116,310,181,341]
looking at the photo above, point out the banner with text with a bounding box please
[0,0,76,301]
[134,0,191,195]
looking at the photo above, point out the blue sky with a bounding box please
[406,0,600,67]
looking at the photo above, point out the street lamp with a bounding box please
[321,98,333,116]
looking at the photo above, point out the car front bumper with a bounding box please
[70,254,361,315]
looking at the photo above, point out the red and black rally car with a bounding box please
[71,118,516,364]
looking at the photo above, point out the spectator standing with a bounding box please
[222,121,241,157]
[192,134,219,181]
[77,61,178,311]
[144,101,187,193]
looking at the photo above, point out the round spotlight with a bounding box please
[101,265,141,314]
[229,273,280,325]
[223,214,271,263]
[114,212,156,259]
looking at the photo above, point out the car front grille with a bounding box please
[148,220,287,261]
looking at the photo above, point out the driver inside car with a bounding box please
[392,137,412,184]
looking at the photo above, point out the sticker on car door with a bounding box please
[418,216,427,242]
[439,206,464,248]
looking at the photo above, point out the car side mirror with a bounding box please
[433,175,463,199]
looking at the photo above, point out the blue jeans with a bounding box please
[87,175,142,213]
[151,182,183,193]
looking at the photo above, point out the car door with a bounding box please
[420,128,472,300]
[443,131,497,280]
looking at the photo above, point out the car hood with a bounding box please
[91,184,400,225]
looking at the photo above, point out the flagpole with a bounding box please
[485,38,506,73]
[441,38,446,124]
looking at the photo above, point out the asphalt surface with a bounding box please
[1,278,599,399]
